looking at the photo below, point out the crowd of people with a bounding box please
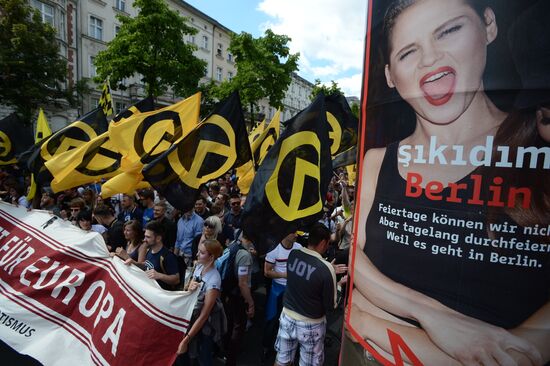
[0,166,354,366]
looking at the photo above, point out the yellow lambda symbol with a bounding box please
[168,115,236,189]
[41,122,98,161]
[326,111,341,155]
[266,131,322,221]
[0,131,13,159]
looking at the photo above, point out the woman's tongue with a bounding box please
[421,73,455,100]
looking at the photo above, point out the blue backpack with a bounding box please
[215,240,244,295]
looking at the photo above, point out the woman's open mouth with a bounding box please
[419,67,456,106]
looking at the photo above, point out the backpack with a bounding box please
[215,240,244,295]
[148,248,187,290]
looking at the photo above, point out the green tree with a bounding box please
[0,0,67,123]
[215,29,299,123]
[351,102,359,118]
[309,79,343,100]
[94,0,206,98]
[197,80,219,119]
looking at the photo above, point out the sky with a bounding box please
[184,0,368,97]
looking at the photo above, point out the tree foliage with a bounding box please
[309,79,343,100]
[215,29,299,122]
[350,102,360,118]
[0,0,67,123]
[94,0,206,98]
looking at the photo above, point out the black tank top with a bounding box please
[364,142,550,328]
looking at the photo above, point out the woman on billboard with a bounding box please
[348,0,549,364]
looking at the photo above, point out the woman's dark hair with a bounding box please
[77,209,92,222]
[485,110,550,241]
[124,219,143,245]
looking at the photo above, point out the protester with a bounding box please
[68,197,86,225]
[176,239,226,366]
[115,220,146,263]
[262,232,302,358]
[175,209,204,267]
[126,220,180,290]
[118,193,143,224]
[223,193,243,231]
[224,232,254,366]
[76,209,107,234]
[8,184,29,208]
[139,189,156,227]
[93,205,126,252]
[194,196,210,220]
[153,202,177,250]
[191,215,225,262]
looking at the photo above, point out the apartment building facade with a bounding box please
[5,0,313,129]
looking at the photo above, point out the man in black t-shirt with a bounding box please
[93,205,125,252]
[126,220,180,290]
[274,223,337,366]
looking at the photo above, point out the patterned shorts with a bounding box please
[274,311,326,366]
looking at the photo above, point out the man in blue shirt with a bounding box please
[174,209,203,266]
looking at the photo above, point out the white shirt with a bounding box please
[265,242,302,286]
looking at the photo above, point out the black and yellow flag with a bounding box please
[45,98,155,192]
[99,80,114,117]
[27,107,108,186]
[142,92,251,212]
[332,145,357,169]
[101,93,200,197]
[27,109,53,200]
[236,109,280,194]
[249,119,265,143]
[241,94,332,254]
[325,93,358,156]
[0,113,33,166]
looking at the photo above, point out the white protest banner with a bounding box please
[0,202,198,365]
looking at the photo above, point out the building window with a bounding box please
[202,35,208,49]
[216,67,222,82]
[227,53,233,62]
[114,24,121,36]
[216,43,222,57]
[114,0,125,12]
[188,35,195,44]
[89,56,97,77]
[115,101,127,114]
[89,16,103,40]
[91,98,99,109]
[31,0,54,26]
[58,9,66,40]
[227,71,233,81]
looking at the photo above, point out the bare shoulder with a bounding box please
[362,147,386,185]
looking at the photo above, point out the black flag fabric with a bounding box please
[142,92,252,212]
[332,146,357,169]
[241,94,332,254]
[284,93,358,156]
[0,113,33,166]
[25,107,108,186]
[325,93,358,156]
[112,96,155,123]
